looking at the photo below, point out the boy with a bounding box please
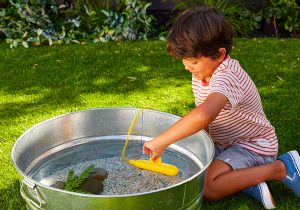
[143,6,300,209]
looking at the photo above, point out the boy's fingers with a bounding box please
[151,153,160,161]
[142,145,151,155]
[151,155,157,161]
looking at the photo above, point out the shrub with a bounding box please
[171,0,263,36]
[93,0,156,42]
[0,0,159,48]
[170,0,300,37]
[264,0,300,37]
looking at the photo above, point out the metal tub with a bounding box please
[11,108,214,210]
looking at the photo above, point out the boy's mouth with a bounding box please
[192,72,200,78]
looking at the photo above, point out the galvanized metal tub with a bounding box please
[11,108,214,210]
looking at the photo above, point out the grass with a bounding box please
[0,38,299,210]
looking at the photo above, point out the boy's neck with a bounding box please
[202,80,209,86]
[201,55,229,86]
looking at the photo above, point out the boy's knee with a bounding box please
[204,188,218,201]
[203,160,233,200]
[204,180,219,201]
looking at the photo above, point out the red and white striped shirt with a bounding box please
[192,56,278,156]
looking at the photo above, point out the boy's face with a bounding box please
[181,48,226,82]
[182,56,221,82]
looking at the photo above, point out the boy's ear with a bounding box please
[217,48,227,62]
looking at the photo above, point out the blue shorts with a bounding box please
[214,144,277,170]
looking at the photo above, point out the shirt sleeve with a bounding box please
[208,71,244,110]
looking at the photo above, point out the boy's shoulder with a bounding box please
[211,57,254,90]
[220,57,241,71]
[213,57,244,78]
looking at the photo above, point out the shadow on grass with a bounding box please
[1,40,299,123]
[202,193,265,210]
[0,42,190,122]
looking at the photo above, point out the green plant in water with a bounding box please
[64,164,95,193]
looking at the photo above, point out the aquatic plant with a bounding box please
[64,164,95,193]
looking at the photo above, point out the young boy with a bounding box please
[143,6,300,209]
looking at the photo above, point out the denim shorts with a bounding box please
[214,144,277,170]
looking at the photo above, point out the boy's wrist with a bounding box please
[152,136,172,151]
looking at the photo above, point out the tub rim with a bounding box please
[11,107,215,197]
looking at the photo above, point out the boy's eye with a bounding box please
[191,62,198,65]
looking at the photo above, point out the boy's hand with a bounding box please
[143,140,165,161]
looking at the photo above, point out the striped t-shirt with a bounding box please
[192,56,278,156]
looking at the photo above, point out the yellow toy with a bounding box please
[128,157,179,176]
[122,109,179,176]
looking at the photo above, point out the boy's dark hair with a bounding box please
[167,6,234,59]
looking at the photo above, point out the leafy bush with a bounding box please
[0,0,85,48]
[170,0,300,37]
[96,0,155,42]
[171,0,263,36]
[0,0,159,48]
[237,8,262,36]
[264,0,300,37]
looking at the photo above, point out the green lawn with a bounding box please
[0,38,300,210]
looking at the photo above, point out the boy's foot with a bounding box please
[243,182,276,209]
[278,150,300,197]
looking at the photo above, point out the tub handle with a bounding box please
[20,178,43,209]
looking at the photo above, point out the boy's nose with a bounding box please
[185,66,192,72]
[182,60,192,72]
[183,63,190,71]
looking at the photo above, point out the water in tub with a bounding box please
[28,138,203,195]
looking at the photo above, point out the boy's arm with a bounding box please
[143,92,227,160]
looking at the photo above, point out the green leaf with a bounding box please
[101,10,110,17]
[37,28,43,36]
[0,10,5,17]
[12,40,18,48]
[71,40,80,44]
[22,41,29,48]
[48,38,53,46]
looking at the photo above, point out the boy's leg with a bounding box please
[204,159,286,201]
[207,143,279,209]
